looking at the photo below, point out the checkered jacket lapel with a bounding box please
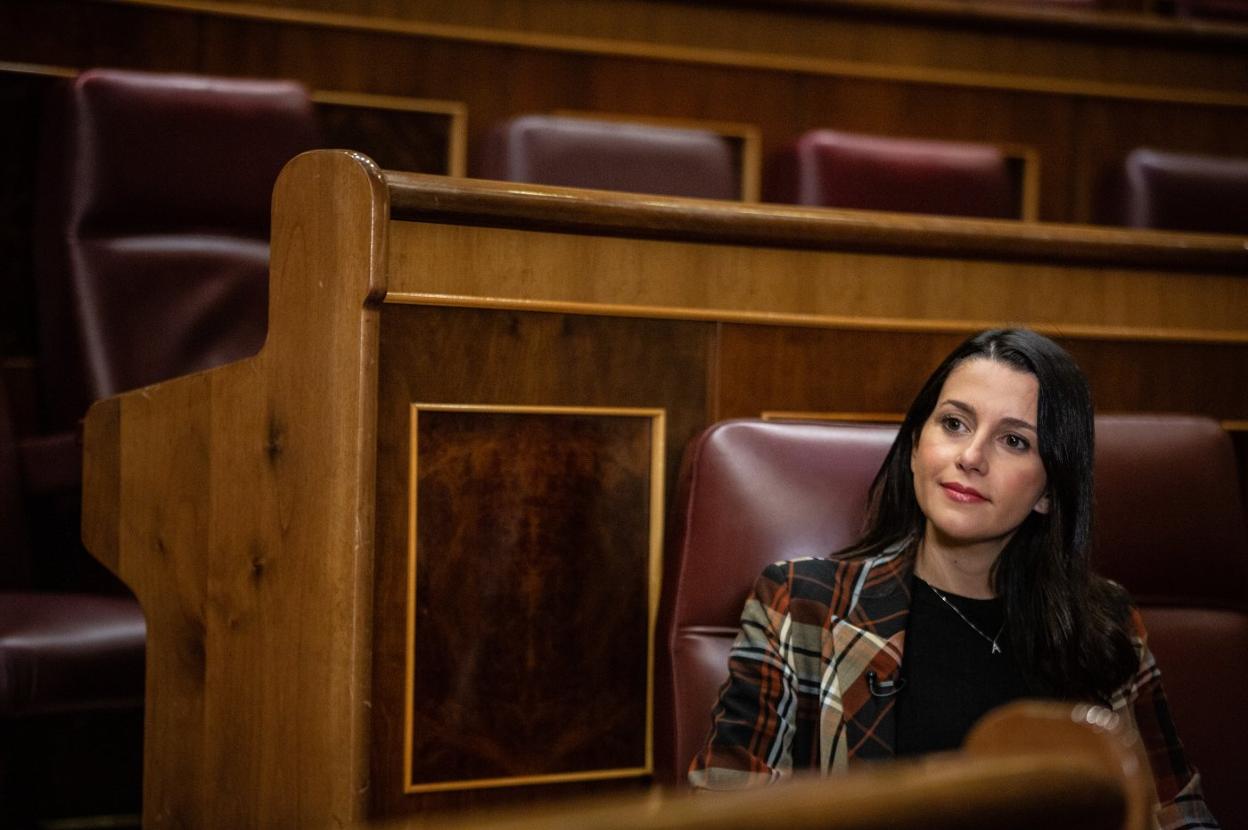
[831,551,912,764]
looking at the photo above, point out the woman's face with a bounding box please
[911,358,1050,559]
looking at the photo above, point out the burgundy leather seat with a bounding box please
[36,68,320,431]
[657,415,1247,827]
[13,67,319,823]
[0,381,146,822]
[655,419,897,785]
[1091,415,1247,830]
[478,114,738,199]
[765,129,1017,219]
[1119,147,1248,235]
[1,388,145,715]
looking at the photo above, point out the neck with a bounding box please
[914,531,1003,599]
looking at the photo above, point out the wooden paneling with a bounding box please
[76,0,1248,97]
[82,150,388,828]
[379,177,1248,346]
[2,0,1246,226]
[404,406,658,791]
[79,153,1248,826]
[716,328,968,420]
[714,327,1248,423]
[370,304,711,815]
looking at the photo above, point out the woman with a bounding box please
[688,329,1217,829]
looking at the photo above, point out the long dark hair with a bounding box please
[840,329,1136,702]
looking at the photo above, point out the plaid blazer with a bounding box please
[688,551,1218,830]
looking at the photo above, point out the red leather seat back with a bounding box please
[1092,415,1248,829]
[655,419,897,784]
[766,129,1016,219]
[478,115,738,200]
[1120,148,1248,235]
[35,68,320,429]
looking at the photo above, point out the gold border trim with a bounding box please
[405,403,665,794]
[0,60,78,79]
[381,292,1248,346]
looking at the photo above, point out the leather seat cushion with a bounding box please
[0,593,146,716]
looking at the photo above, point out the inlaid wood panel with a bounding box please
[404,405,660,791]
[371,304,712,815]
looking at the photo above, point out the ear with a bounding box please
[1033,492,1051,515]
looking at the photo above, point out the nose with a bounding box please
[957,436,989,474]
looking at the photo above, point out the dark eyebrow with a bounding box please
[940,399,1037,433]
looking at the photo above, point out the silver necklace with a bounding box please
[924,580,1005,655]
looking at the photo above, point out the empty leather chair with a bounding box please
[0,382,146,824]
[478,114,739,200]
[1092,414,1247,830]
[35,67,321,432]
[16,67,319,824]
[1119,147,1248,235]
[765,129,1017,219]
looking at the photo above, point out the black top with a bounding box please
[894,576,1035,757]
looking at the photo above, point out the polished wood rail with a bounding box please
[373,702,1151,830]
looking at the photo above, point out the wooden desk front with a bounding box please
[82,150,1248,827]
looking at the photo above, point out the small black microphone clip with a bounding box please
[867,670,906,698]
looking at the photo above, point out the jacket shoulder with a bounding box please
[757,554,904,620]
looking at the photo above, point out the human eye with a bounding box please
[939,414,967,433]
[1002,433,1031,452]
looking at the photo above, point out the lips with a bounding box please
[940,482,989,503]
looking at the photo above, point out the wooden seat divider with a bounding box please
[81,149,1248,827]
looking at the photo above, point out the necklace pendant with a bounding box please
[991,642,1002,655]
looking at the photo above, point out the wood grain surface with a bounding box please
[2,0,1246,230]
[82,150,388,827]
[79,150,1246,825]
[370,702,1148,830]
[405,407,656,789]
[371,305,710,815]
